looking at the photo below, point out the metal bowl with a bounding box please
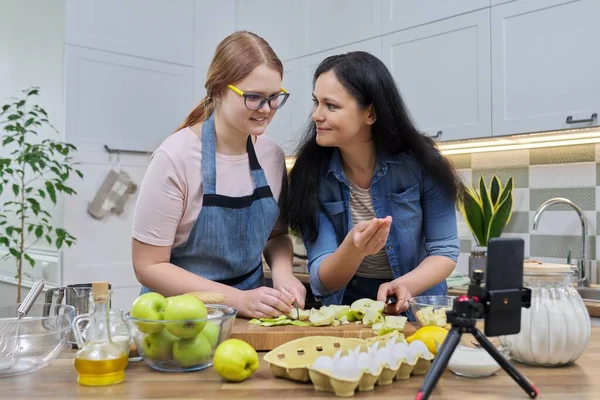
[0,303,76,377]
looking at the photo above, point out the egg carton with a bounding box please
[306,339,434,398]
[264,332,434,398]
[308,358,432,397]
[263,336,366,382]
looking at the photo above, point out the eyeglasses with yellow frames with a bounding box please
[226,84,290,111]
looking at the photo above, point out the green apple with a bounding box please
[173,332,212,367]
[130,292,168,333]
[163,294,208,339]
[142,329,178,360]
[213,339,259,382]
[200,321,220,349]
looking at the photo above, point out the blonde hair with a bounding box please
[176,31,283,130]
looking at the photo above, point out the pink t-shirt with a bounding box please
[132,127,287,248]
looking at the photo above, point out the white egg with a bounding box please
[392,342,409,361]
[312,355,334,372]
[367,359,380,375]
[375,347,393,369]
[408,340,434,360]
[386,336,398,349]
[368,342,379,355]
[356,352,371,372]
[332,349,343,362]
[333,358,361,380]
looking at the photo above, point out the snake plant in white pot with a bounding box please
[459,175,514,277]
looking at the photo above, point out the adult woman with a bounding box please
[132,31,306,319]
[286,51,462,316]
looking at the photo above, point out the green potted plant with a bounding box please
[459,175,514,277]
[0,87,82,302]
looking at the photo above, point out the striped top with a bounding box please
[347,177,393,279]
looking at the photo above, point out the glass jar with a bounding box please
[72,282,129,386]
[501,262,591,366]
[79,310,133,358]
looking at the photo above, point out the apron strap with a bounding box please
[202,112,272,195]
[201,114,217,194]
[246,135,261,171]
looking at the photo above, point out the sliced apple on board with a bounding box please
[247,297,407,334]
[362,309,384,327]
[308,306,337,326]
[287,308,310,321]
[371,315,408,335]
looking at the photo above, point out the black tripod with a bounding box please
[415,271,539,400]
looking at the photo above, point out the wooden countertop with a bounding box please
[3,327,600,399]
[448,286,600,318]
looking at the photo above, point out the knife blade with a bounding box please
[281,286,299,317]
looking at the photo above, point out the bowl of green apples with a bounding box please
[126,292,237,372]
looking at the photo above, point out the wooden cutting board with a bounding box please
[229,318,417,351]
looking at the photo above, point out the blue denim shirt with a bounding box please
[301,149,460,306]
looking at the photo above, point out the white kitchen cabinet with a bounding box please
[382,10,491,141]
[235,0,301,62]
[491,0,600,136]
[298,0,382,56]
[382,0,490,33]
[64,46,195,153]
[297,38,383,131]
[194,0,235,103]
[264,59,303,155]
[65,0,195,66]
[491,0,517,5]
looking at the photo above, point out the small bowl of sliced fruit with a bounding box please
[408,295,455,330]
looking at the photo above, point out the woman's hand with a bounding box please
[272,271,307,310]
[377,280,411,314]
[235,286,294,319]
[349,216,393,257]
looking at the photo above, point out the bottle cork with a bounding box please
[92,281,110,300]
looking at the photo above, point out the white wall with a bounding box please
[0,0,65,287]
[60,0,213,312]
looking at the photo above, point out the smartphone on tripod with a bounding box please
[480,237,526,337]
[416,237,537,400]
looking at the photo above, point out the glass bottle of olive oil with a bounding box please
[73,282,128,386]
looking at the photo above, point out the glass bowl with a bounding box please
[408,295,455,329]
[0,303,76,377]
[447,342,511,378]
[126,304,237,372]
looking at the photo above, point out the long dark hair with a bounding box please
[286,51,464,242]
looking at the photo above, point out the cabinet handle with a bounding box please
[565,113,597,124]
[427,130,442,139]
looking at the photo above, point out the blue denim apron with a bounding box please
[140,114,280,294]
